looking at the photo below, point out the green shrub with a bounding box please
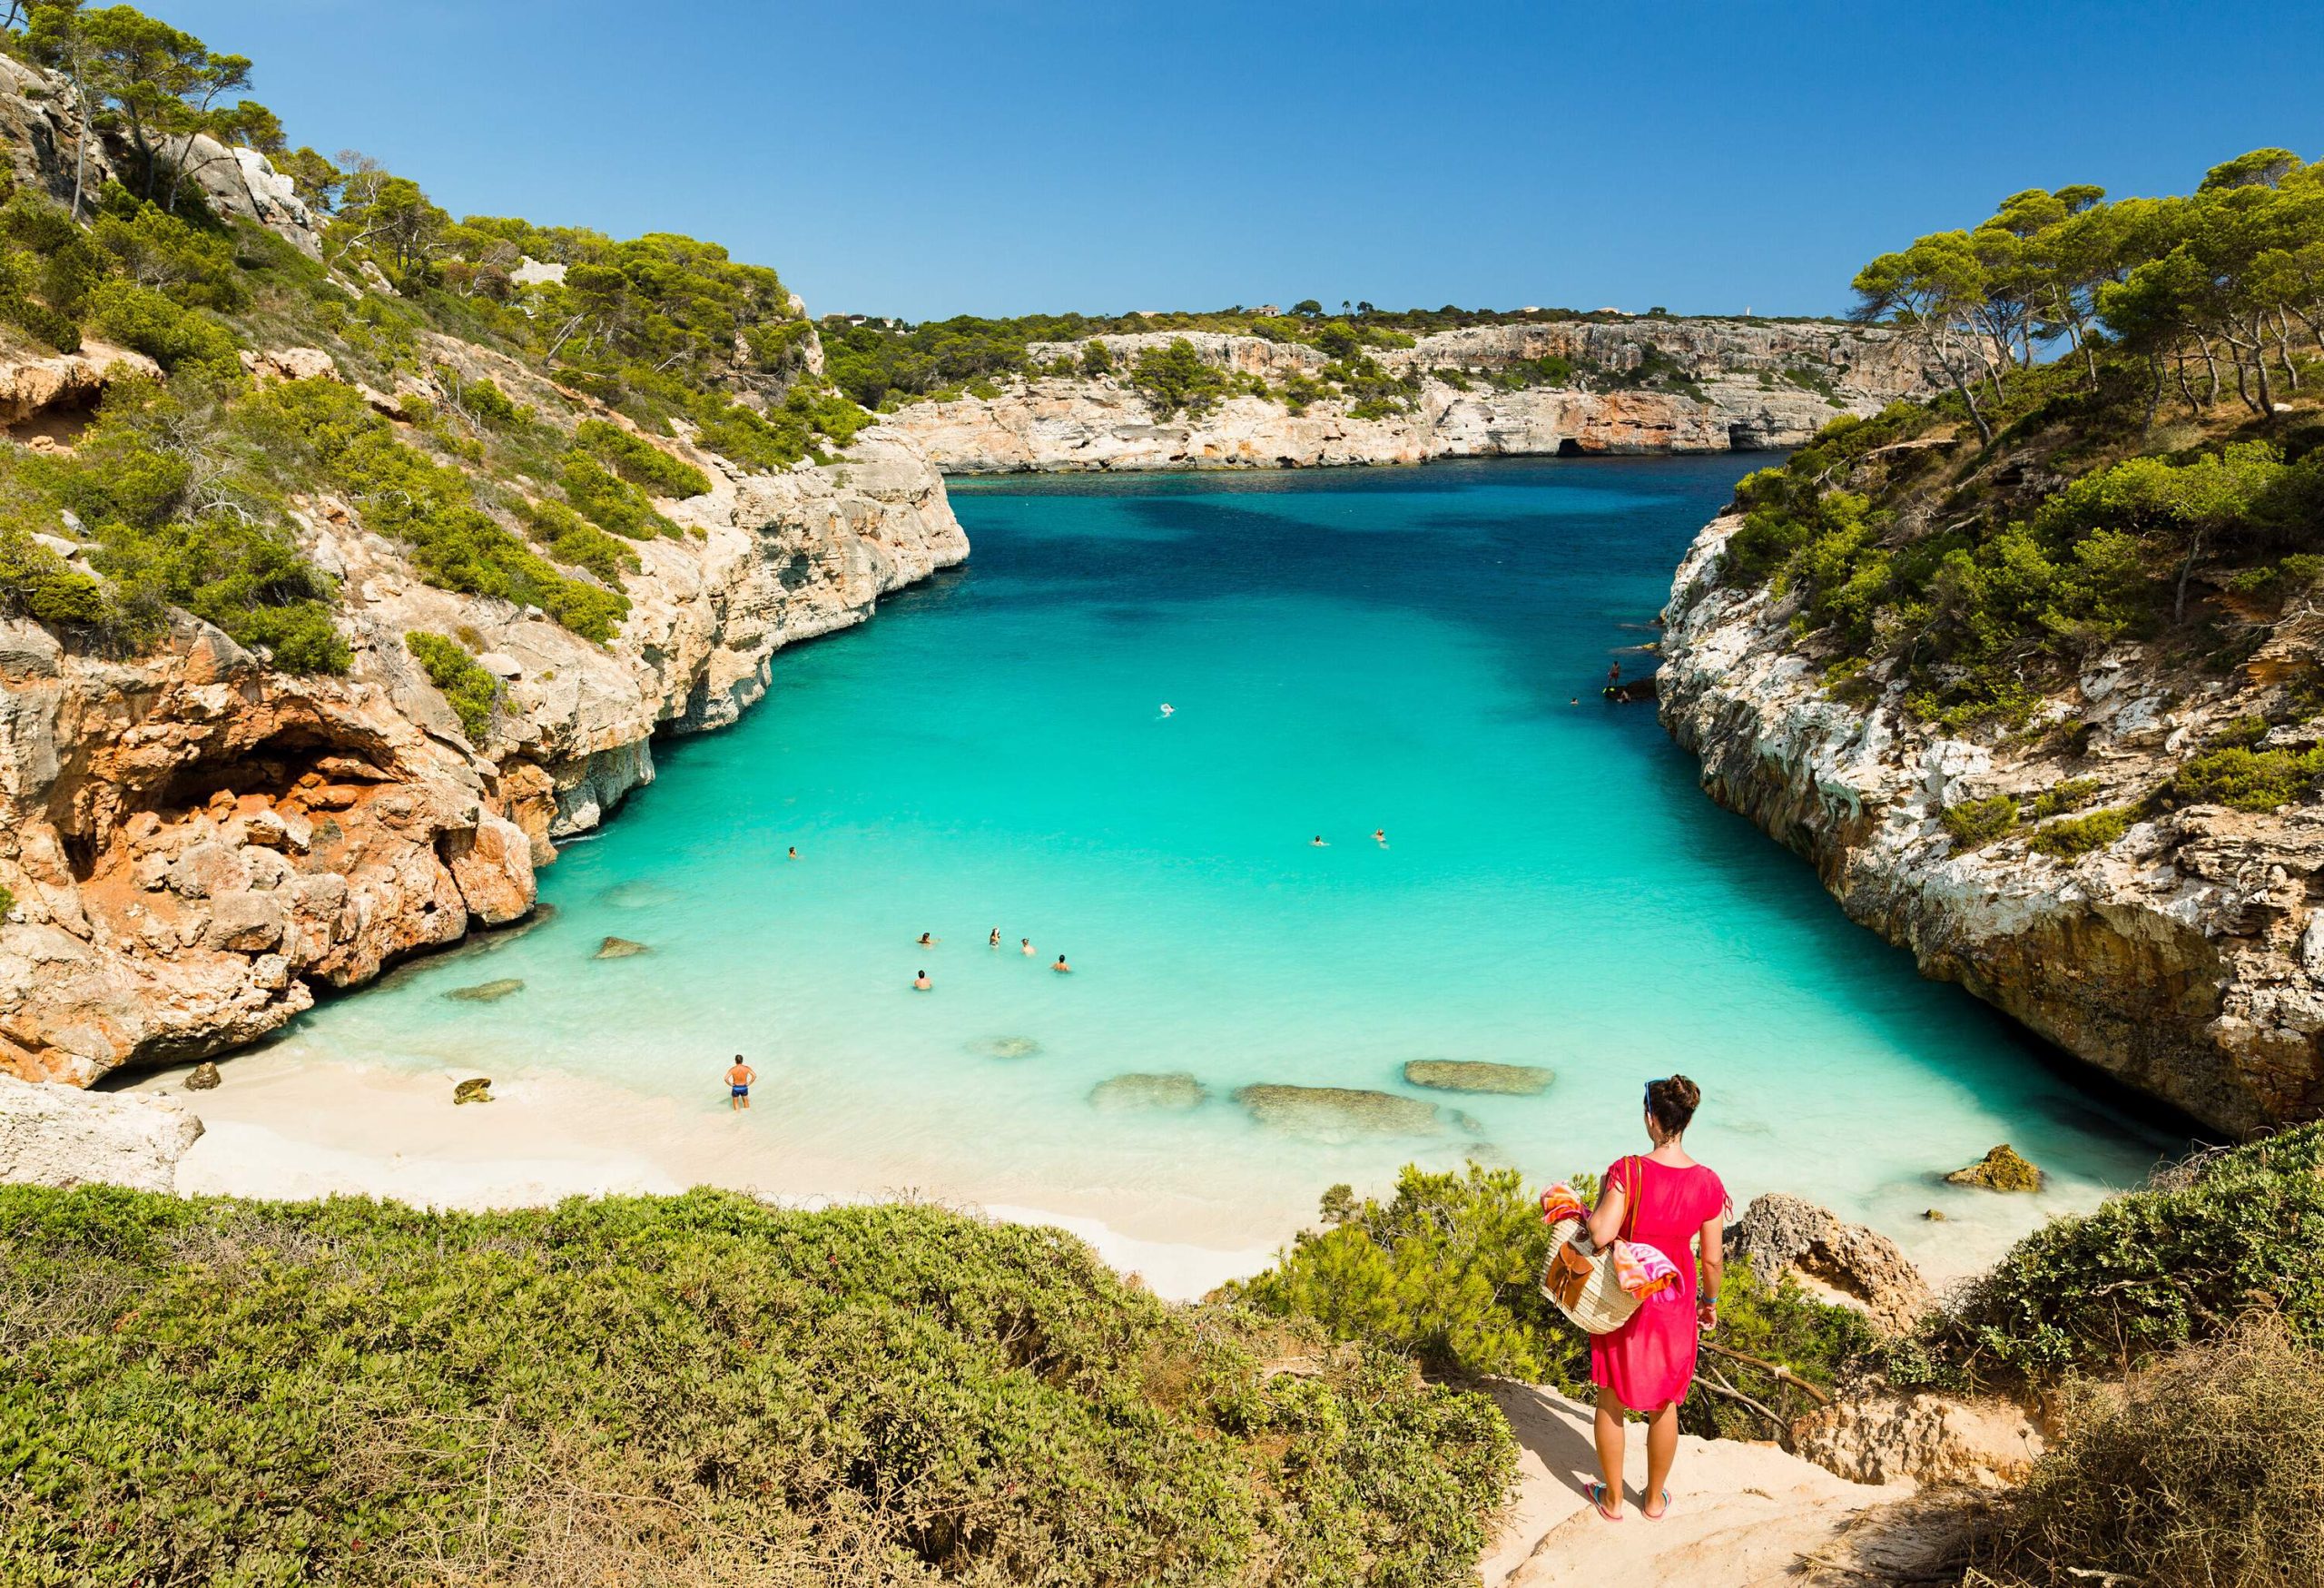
[574,417,710,498]
[1230,1162,1872,1440]
[404,630,498,742]
[1230,1163,1571,1383]
[559,450,678,539]
[1896,1124,2324,1389]
[2029,777,2101,818]
[0,885,14,919]
[515,498,635,585]
[2165,745,2324,812]
[2026,806,2132,857]
[84,278,240,374]
[1959,1316,2324,1588]
[0,521,111,628]
[0,1185,1513,1587]
[1941,794,2020,847]
[1079,339,1114,376]
[1129,338,1234,419]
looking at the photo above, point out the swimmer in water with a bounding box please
[1373,829,1386,845]
[787,845,799,860]
[916,932,938,948]
[912,970,931,991]
[1570,696,1579,706]
[1053,953,1072,973]
[989,927,1001,947]
[1311,834,1329,847]
[1020,937,1034,956]
[1160,703,1175,716]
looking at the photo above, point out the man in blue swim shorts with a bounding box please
[726,1054,756,1111]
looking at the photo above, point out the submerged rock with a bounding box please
[1724,1192,1933,1334]
[594,936,649,960]
[184,1060,222,1091]
[445,978,524,1002]
[1090,1072,1206,1111]
[1233,1084,1440,1138]
[970,1035,1043,1060]
[452,1077,493,1105]
[1945,1144,2043,1192]
[1402,1060,1553,1096]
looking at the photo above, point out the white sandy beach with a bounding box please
[123,1049,1279,1302]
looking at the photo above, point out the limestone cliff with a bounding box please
[887,320,1936,472]
[1659,512,2324,1135]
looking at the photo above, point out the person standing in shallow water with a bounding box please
[1584,1074,1726,1522]
[725,1055,755,1111]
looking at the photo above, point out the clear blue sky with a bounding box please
[169,0,2323,323]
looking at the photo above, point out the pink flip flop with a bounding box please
[1590,1482,1622,1521]
[1641,1487,1671,1520]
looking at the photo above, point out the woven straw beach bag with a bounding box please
[1541,1157,1643,1336]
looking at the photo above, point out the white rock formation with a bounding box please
[0,1071,202,1192]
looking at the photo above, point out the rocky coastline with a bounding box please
[885,320,1937,472]
[1659,511,2324,1136]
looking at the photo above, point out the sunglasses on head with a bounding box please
[1643,1078,1667,1104]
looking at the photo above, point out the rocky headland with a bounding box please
[1659,508,2324,1136]
[0,57,966,1087]
[886,319,1938,472]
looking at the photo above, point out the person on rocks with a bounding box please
[1584,1074,1727,1523]
[912,970,931,991]
[725,1055,756,1112]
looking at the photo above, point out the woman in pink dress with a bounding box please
[1582,1074,1727,1520]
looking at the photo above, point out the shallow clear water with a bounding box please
[275,457,2180,1262]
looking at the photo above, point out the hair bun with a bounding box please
[1646,1074,1701,1133]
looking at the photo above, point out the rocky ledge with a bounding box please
[0,399,965,1086]
[887,320,1936,472]
[1659,512,2324,1134]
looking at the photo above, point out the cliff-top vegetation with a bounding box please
[0,1,877,681]
[818,300,1813,414]
[0,1185,1512,1587]
[1714,147,2324,837]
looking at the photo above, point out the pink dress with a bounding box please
[1589,1156,1728,1412]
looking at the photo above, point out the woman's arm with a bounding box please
[1585,1175,1627,1249]
[1697,1209,1725,1326]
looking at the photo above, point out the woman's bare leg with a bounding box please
[1641,1402,1679,1514]
[1592,1386,1628,1514]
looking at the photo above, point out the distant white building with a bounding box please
[1253,303,1282,317]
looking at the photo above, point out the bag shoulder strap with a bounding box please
[1620,1157,1641,1245]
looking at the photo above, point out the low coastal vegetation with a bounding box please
[1718,148,2324,814]
[0,1186,1512,1586]
[0,2,877,672]
[820,301,1788,416]
[1226,1164,1876,1443]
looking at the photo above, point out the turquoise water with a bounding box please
[277,457,2177,1262]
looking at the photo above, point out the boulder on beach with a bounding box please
[1233,1084,1440,1138]
[1724,1192,1933,1334]
[970,1035,1043,1060]
[1402,1060,1552,1096]
[594,936,649,960]
[445,978,525,1002]
[1945,1143,2043,1191]
[184,1060,222,1091]
[1089,1072,1207,1111]
[453,1078,493,1105]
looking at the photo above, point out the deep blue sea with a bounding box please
[276,457,2178,1266]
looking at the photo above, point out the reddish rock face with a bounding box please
[0,616,537,1084]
